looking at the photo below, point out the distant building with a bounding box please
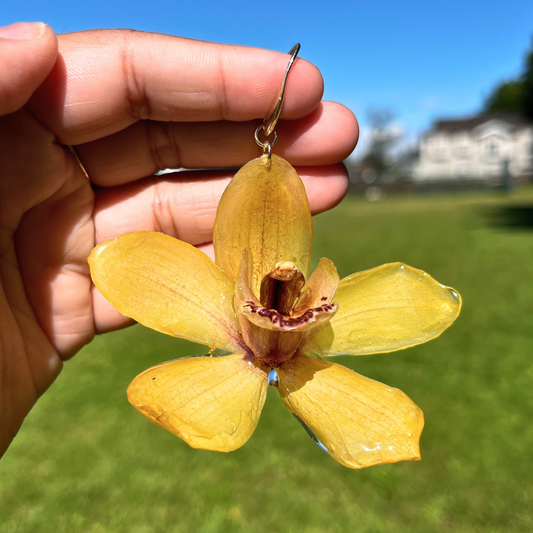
[412,113,533,183]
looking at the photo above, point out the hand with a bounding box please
[0,22,358,456]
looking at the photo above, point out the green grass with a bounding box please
[2,187,533,533]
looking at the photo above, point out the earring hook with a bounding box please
[263,43,301,137]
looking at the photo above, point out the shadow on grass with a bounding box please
[483,204,533,230]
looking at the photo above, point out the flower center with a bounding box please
[235,251,338,368]
[259,261,305,316]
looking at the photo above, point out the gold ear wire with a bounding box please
[68,145,91,181]
[255,43,301,167]
[264,43,300,136]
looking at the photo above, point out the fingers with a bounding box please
[0,23,58,116]
[29,30,324,145]
[92,165,348,246]
[76,102,358,186]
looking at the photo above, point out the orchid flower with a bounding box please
[88,154,461,469]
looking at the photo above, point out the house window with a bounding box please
[486,138,500,158]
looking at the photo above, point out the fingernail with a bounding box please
[0,22,46,40]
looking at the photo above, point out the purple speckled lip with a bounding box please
[243,301,335,329]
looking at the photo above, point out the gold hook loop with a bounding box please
[254,125,278,150]
[263,43,301,137]
[254,125,277,167]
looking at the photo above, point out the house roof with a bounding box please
[428,112,532,134]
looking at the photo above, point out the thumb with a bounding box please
[0,22,58,116]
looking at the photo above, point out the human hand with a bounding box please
[0,22,358,457]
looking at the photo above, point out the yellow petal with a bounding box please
[277,354,424,469]
[293,258,339,315]
[128,353,268,452]
[88,231,245,353]
[304,262,461,356]
[235,248,261,307]
[213,154,313,295]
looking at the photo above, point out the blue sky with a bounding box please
[3,0,533,156]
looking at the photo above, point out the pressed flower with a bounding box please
[89,154,461,469]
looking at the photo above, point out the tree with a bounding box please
[485,80,525,112]
[484,38,533,119]
[362,108,401,178]
[523,47,533,118]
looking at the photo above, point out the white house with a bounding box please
[412,113,533,182]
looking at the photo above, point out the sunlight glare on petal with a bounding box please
[304,263,461,356]
[278,354,424,469]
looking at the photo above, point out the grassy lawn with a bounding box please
[2,187,533,533]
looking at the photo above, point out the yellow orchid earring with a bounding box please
[88,45,461,469]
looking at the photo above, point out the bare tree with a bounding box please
[363,108,401,180]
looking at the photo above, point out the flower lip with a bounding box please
[243,300,338,332]
[236,249,339,334]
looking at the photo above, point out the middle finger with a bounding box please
[75,101,358,187]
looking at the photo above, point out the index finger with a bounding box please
[29,30,324,145]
